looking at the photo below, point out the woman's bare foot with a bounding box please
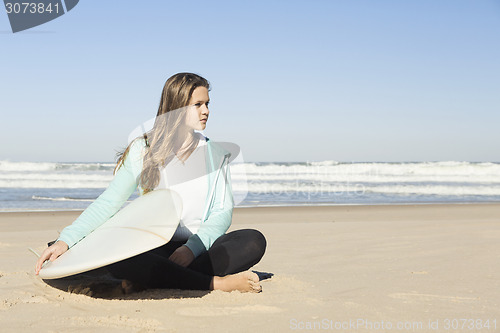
[212,271,262,293]
[121,279,146,294]
[121,279,134,294]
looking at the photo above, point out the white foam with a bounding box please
[2,160,500,198]
[32,195,95,202]
[0,160,114,172]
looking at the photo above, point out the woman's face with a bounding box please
[185,86,210,131]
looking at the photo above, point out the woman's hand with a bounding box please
[35,240,69,275]
[168,245,195,267]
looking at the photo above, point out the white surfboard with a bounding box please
[39,189,183,279]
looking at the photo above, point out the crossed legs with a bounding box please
[106,229,266,293]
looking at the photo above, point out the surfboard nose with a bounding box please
[39,189,183,279]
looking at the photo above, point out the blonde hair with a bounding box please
[114,73,210,194]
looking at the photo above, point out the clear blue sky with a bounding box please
[1,0,499,163]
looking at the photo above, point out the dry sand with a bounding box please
[1,204,499,332]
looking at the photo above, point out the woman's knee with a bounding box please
[244,229,267,259]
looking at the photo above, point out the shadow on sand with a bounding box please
[43,268,274,300]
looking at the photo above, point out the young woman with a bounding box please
[35,73,267,293]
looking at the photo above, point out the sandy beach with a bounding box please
[1,203,499,332]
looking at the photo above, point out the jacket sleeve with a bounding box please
[57,140,144,248]
[184,157,234,257]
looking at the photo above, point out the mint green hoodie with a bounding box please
[57,135,234,258]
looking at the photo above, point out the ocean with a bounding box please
[1,160,500,211]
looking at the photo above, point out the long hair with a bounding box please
[114,73,211,194]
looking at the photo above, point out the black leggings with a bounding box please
[105,229,266,291]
